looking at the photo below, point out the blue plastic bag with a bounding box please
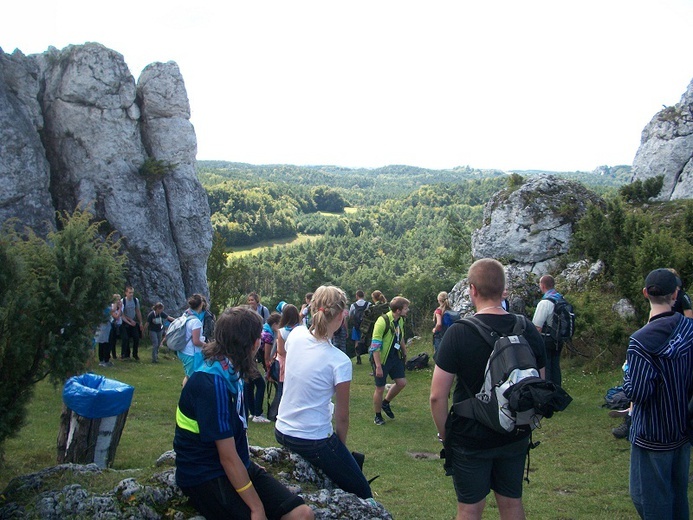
[63,373,134,419]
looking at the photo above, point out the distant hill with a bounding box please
[197,161,631,193]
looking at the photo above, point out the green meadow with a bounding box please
[0,335,657,519]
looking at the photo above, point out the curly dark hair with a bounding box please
[203,307,261,380]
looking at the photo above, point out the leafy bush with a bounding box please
[138,157,175,182]
[618,175,663,203]
[0,209,124,455]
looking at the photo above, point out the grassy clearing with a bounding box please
[0,338,671,519]
[226,233,321,258]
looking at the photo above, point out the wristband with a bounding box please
[235,481,253,493]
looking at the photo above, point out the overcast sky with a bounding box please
[3,1,692,172]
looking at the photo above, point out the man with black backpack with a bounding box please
[430,259,547,520]
[349,290,370,365]
[532,275,572,387]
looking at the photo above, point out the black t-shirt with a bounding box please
[436,313,546,449]
[147,310,169,332]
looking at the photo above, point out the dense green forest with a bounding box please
[200,161,632,336]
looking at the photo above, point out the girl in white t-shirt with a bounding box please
[178,293,207,387]
[275,286,373,499]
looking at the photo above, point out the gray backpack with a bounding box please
[164,314,194,352]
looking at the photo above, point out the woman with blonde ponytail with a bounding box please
[432,291,451,357]
[275,286,373,499]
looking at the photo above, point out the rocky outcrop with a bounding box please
[0,43,212,311]
[0,50,55,232]
[471,175,605,272]
[631,77,693,200]
[0,447,392,520]
[448,260,606,317]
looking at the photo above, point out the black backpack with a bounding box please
[454,315,572,435]
[405,352,430,370]
[359,302,390,347]
[545,295,575,343]
[351,301,370,331]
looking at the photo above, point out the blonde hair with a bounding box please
[437,291,451,312]
[371,290,387,304]
[310,285,347,338]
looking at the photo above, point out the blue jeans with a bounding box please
[244,376,266,417]
[630,443,690,519]
[275,429,373,499]
[149,330,163,362]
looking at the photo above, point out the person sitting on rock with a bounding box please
[174,306,314,520]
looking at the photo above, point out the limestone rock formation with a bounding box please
[471,175,605,272]
[0,447,393,519]
[0,50,55,232]
[631,77,693,200]
[0,43,212,311]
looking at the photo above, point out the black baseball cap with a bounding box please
[644,268,678,296]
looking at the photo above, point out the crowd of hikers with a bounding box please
[97,264,692,520]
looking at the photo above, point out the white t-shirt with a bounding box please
[181,316,204,356]
[275,325,352,439]
[532,299,555,330]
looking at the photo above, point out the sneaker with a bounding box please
[612,420,630,439]
[105,361,114,367]
[381,401,395,419]
[98,362,107,367]
[374,415,385,426]
[608,408,630,418]
[252,415,271,424]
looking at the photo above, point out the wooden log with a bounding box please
[56,404,129,468]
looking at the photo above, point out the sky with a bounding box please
[3,1,693,172]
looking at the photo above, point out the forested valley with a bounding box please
[200,161,632,333]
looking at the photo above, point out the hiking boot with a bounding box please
[381,401,395,419]
[374,415,385,426]
[612,419,630,439]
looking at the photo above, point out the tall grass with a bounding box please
[0,339,661,519]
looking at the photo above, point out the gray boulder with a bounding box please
[0,448,392,520]
[0,43,212,311]
[631,77,693,200]
[471,175,604,271]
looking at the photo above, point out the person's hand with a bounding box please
[375,366,383,378]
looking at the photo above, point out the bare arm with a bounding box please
[333,381,350,444]
[276,334,287,357]
[433,311,442,333]
[191,327,205,348]
[430,365,455,442]
[372,350,383,378]
[215,437,266,519]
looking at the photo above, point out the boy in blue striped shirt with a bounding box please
[623,268,693,520]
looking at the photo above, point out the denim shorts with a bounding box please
[275,429,373,499]
[448,437,528,504]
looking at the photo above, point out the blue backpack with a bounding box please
[442,309,461,331]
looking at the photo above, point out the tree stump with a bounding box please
[56,404,129,468]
